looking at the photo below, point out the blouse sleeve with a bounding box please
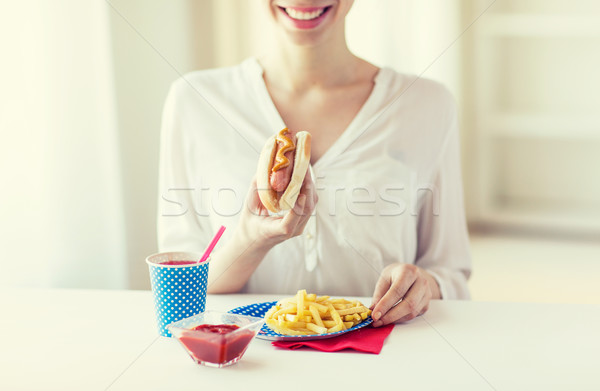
[415,111,472,300]
[157,81,211,253]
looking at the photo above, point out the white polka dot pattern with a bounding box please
[148,262,209,337]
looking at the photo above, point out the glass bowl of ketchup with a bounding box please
[167,310,264,368]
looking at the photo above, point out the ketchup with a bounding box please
[178,324,255,365]
[192,324,239,334]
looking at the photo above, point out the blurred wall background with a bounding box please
[0,1,126,288]
[1,1,599,300]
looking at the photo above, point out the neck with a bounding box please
[260,32,361,91]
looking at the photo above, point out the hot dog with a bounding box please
[256,128,312,213]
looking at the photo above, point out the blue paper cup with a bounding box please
[146,252,210,337]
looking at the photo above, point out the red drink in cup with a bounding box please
[159,260,198,266]
[146,252,210,337]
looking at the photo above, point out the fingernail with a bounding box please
[373,311,381,321]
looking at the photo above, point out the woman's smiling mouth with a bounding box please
[282,6,330,20]
[277,5,333,29]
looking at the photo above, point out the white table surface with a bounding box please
[1,289,599,391]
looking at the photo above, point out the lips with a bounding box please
[278,5,332,29]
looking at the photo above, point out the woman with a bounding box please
[158,0,471,327]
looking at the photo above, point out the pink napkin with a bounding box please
[271,324,394,354]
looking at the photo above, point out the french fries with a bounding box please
[264,290,372,336]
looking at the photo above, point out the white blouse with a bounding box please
[158,58,472,299]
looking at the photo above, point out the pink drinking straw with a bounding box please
[198,225,226,263]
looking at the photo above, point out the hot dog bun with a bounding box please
[256,130,311,213]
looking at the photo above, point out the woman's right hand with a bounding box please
[237,171,318,251]
[206,171,317,293]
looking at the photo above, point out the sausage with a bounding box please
[256,128,311,213]
[269,128,297,192]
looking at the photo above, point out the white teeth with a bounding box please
[284,7,325,21]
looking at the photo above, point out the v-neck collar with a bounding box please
[244,57,392,170]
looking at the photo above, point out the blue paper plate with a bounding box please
[228,300,373,341]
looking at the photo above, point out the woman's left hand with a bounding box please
[370,263,441,327]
